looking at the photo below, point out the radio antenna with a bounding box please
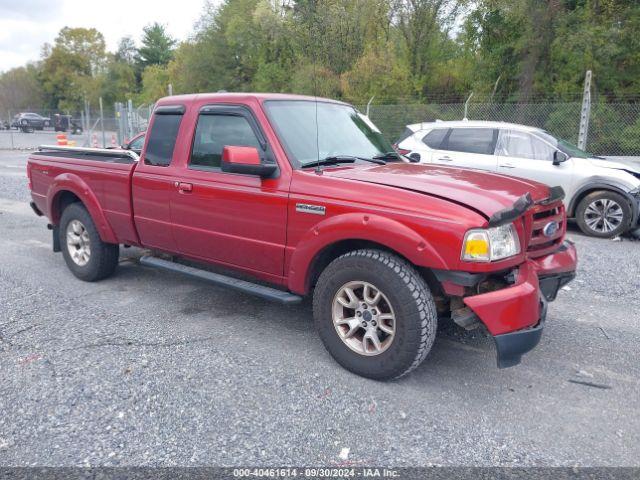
[312,15,322,175]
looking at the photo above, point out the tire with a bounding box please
[313,249,437,380]
[575,190,631,238]
[59,203,119,281]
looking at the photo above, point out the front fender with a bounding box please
[47,173,118,244]
[287,212,447,294]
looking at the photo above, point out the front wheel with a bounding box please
[59,203,119,281]
[313,249,437,380]
[575,191,631,238]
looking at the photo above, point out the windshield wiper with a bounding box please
[302,155,386,168]
[301,156,356,168]
[372,151,401,162]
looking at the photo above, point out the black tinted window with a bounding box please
[423,128,449,149]
[445,128,496,155]
[190,114,261,168]
[145,114,182,166]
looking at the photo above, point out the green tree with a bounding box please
[140,64,170,103]
[137,23,176,67]
[0,64,45,112]
[40,27,106,110]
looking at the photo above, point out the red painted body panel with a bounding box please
[464,242,577,335]
[28,92,578,339]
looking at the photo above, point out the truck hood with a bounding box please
[324,163,552,219]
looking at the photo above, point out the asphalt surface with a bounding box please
[0,150,639,467]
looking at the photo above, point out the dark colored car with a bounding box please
[53,114,83,134]
[12,112,50,131]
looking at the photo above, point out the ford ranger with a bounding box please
[27,93,577,380]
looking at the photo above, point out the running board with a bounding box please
[139,255,303,305]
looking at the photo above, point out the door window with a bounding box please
[497,130,555,161]
[422,128,449,149]
[144,114,183,166]
[190,114,262,169]
[444,128,496,155]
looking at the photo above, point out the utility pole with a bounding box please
[578,70,592,151]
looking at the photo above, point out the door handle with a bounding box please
[438,156,453,162]
[499,163,516,169]
[175,181,193,193]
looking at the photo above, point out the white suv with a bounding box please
[396,120,640,238]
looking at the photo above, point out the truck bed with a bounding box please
[28,146,140,246]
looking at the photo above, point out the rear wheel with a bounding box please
[59,203,119,281]
[313,249,437,380]
[576,191,631,238]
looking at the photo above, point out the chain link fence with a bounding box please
[2,100,640,156]
[362,102,640,156]
[0,103,152,150]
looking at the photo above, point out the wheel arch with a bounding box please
[286,213,448,295]
[48,174,118,244]
[568,182,636,218]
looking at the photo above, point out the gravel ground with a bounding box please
[0,150,639,467]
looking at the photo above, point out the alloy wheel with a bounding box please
[66,219,91,266]
[584,198,624,234]
[332,281,396,356]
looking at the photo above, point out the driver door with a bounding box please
[496,129,575,196]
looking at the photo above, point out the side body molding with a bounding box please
[286,212,447,294]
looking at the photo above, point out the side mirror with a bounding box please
[408,152,421,163]
[221,146,277,178]
[553,150,569,166]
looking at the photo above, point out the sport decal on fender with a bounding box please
[296,203,326,215]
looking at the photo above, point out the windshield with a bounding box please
[264,100,398,167]
[536,130,591,158]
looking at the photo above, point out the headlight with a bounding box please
[461,223,521,262]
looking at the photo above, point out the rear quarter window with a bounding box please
[444,128,496,155]
[422,128,449,149]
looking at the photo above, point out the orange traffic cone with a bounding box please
[56,133,67,146]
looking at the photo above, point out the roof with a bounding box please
[406,119,543,133]
[156,92,350,106]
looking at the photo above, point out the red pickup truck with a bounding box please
[27,93,577,380]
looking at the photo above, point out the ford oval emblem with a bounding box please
[543,221,559,237]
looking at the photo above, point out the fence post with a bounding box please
[578,70,592,150]
[99,97,105,148]
[464,92,474,120]
[8,110,14,149]
[127,99,134,141]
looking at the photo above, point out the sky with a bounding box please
[0,0,217,73]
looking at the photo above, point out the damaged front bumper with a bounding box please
[437,240,577,368]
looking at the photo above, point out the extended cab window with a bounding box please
[145,113,183,166]
[444,128,496,155]
[422,128,449,149]
[190,114,262,169]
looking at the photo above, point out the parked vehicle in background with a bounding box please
[27,93,577,380]
[11,112,50,131]
[123,132,145,154]
[53,114,83,134]
[396,120,640,238]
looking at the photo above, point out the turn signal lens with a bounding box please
[463,232,490,260]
